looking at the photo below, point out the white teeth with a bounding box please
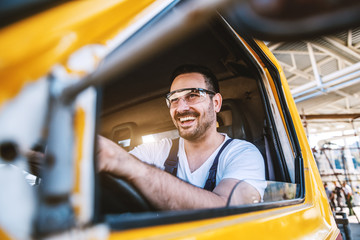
[179,116,196,122]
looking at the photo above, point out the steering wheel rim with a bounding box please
[99,172,154,214]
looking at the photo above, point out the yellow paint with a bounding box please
[238,38,287,128]
[263,67,285,117]
[72,107,86,216]
[0,0,158,107]
[0,229,11,240]
[105,35,339,240]
[240,38,293,148]
[255,40,283,70]
[255,40,328,210]
[0,0,339,238]
[108,204,336,239]
[258,40,337,235]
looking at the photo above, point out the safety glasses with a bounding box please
[165,88,216,108]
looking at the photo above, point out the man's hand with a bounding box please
[96,135,124,173]
[96,135,142,177]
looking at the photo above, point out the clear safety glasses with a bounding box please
[165,88,216,108]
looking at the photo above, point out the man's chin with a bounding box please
[178,129,199,141]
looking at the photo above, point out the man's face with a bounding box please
[169,73,221,141]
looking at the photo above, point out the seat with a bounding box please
[217,99,252,140]
[217,99,275,181]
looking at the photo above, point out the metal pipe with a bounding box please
[300,114,360,120]
[291,61,360,96]
[307,43,323,89]
[323,36,360,61]
[323,61,360,82]
[293,71,360,99]
[295,76,360,102]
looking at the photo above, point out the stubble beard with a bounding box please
[175,102,216,141]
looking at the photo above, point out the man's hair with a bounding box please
[170,64,220,93]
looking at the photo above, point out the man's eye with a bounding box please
[170,98,179,103]
[188,93,199,99]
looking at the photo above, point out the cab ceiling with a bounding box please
[100,22,245,116]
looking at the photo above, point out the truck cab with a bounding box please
[0,1,341,239]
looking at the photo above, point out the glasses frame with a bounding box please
[165,88,216,108]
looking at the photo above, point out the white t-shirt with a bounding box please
[343,184,353,195]
[130,134,266,195]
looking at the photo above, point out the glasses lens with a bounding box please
[184,90,202,105]
[166,88,208,108]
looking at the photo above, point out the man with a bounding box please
[324,183,335,211]
[334,183,343,211]
[342,181,355,215]
[97,64,265,210]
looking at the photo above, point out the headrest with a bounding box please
[217,99,252,141]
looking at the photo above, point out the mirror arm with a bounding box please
[60,0,237,104]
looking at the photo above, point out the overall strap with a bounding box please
[164,138,179,176]
[203,138,234,191]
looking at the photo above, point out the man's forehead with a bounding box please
[170,72,206,91]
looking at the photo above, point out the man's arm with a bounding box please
[97,136,258,210]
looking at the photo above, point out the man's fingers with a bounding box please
[96,135,120,173]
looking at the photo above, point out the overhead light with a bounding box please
[142,134,156,143]
[322,127,330,131]
[336,125,345,129]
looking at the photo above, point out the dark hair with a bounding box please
[170,64,219,93]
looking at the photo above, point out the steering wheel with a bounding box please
[26,150,153,213]
[98,172,154,214]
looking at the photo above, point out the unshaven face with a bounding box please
[169,73,218,141]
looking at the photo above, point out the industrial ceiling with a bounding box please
[268,27,360,138]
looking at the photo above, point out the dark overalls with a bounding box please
[164,138,234,191]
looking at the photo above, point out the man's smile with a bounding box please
[175,111,199,128]
[178,115,197,128]
[179,116,196,123]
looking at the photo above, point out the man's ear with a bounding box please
[213,93,222,113]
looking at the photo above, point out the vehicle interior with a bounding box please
[96,15,301,228]
[101,18,273,175]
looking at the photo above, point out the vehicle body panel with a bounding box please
[0,0,340,239]
[0,0,171,105]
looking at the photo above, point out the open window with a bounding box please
[97,7,303,229]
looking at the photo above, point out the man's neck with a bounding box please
[183,130,225,172]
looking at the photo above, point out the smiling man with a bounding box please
[97,64,265,210]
